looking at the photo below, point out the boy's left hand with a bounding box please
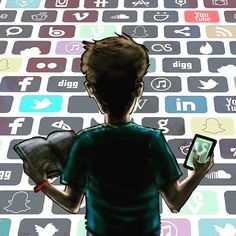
[23,160,50,184]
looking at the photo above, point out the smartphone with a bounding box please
[184,134,217,170]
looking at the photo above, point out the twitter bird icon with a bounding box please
[198,79,219,90]
[34,223,58,236]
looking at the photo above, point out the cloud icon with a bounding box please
[217,64,236,74]
[110,14,130,19]
[206,169,231,179]
[0,59,10,71]
[20,47,42,57]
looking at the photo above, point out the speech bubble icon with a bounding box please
[6,26,23,36]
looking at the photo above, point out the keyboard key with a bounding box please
[39,25,75,38]
[204,0,236,8]
[47,76,86,92]
[187,76,228,92]
[8,139,27,159]
[200,164,236,185]
[0,58,22,72]
[6,0,40,8]
[21,10,58,22]
[206,25,236,38]
[168,138,192,159]
[122,25,158,38]
[124,0,158,8]
[160,219,191,235]
[63,10,98,22]
[0,10,17,22]
[219,139,236,159]
[178,191,218,214]
[199,219,236,235]
[45,0,80,8]
[55,41,84,55]
[79,25,116,38]
[72,58,81,72]
[214,96,236,113]
[52,201,86,214]
[0,76,41,92]
[142,117,185,135]
[12,41,51,55]
[187,41,225,55]
[164,0,198,8]
[0,41,7,54]
[19,95,63,112]
[164,25,200,38]
[84,0,118,8]
[0,96,13,113]
[229,41,236,54]
[144,11,178,23]
[0,25,33,38]
[191,117,235,136]
[38,117,83,134]
[102,11,137,22]
[18,218,71,235]
[0,191,44,214]
[134,96,159,113]
[163,58,201,73]
[27,58,66,72]
[143,76,182,92]
[185,11,219,23]
[0,219,11,236]
[225,191,236,214]
[224,11,236,22]
[0,164,22,185]
[143,41,180,55]
[165,96,207,113]
[208,58,236,73]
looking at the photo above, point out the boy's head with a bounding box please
[81,33,149,118]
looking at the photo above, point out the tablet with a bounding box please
[184,134,217,170]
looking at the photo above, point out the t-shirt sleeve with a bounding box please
[60,131,89,191]
[149,130,183,189]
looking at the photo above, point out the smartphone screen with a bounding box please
[184,134,217,170]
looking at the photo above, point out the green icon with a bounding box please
[79,25,117,38]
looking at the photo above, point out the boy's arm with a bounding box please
[23,160,84,214]
[160,151,214,213]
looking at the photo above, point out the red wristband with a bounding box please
[34,180,49,193]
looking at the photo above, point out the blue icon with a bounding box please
[0,219,11,236]
[5,0,40,8]
[165,96,207,113]
[19,95,62,112]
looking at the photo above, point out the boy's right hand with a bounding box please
[192,150,214,174]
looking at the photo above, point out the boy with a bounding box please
[23,34,214,236]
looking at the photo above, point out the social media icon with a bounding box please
[39,25,75,38]
[6,0,40,8]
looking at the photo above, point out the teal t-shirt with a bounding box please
[61,122,182,236]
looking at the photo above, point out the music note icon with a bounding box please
[65,42,82,54]
[151,77,171,91]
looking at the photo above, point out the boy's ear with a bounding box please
[136,82,144,98]
[84,81,95,98]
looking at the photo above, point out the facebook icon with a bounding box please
[18,77,34,91]
[0,117,33,135]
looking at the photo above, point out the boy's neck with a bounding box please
[104,114,131,125]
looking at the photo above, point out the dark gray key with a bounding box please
[0,191,44,214]
[219,139,236,159]
[8,139,27,159]
[0,11,17,22]
[122,25,158,38]
[0,25,33,38]
[225,191,236,214]
[47,76,86,92]
[102,11,137,22]
[124,0,158,8]
[0,76,41,92]
[0,117,33,135]
[214,96,236,113]
[144,41,180,54]
[18,218,71,235]
[0,41,7,54]
[144,11,178,22]
[165,0,198,8]
[0,164,22,185]
[224,11,236,22]
[187,76,228,92]
[38,117,83,134]
[142,117,185,135]
[134,96,159,113]
[187,41,225,55]
[229,42,236,54]
[165,25,200,38]
[84,0,118,8]
[208,58,236,72]
[21,11,57,22]
[0,96,13,113]
[163,58,201,73]
[144,76,182,92]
